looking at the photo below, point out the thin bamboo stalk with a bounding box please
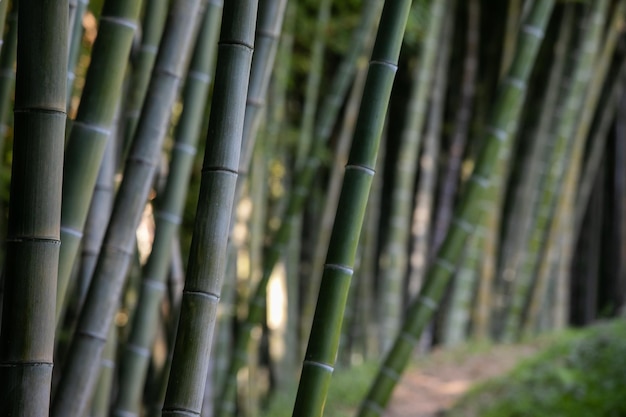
[503,0,608,341]
[121,0,169,155]
[238,0,288,174]
[52,1,204,415]
[0,0,9,56]
[522,1,621,335]
[408,0,454,299]
[432,0,480,253]
[357,2,554,414]
[67,0,88,110]
[161,2,258,415]
[215,2,383,414]
[493,5,574,339]
[291,0,414,415]
[56,0,144,325]
[379,0,446,351]
[0,0,67,414]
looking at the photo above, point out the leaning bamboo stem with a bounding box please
[112,3,222,415]
[56,0,143,325]
[358,2,554,414]
[379,0,446,351]
[52,1,203,415]
[292,0,414,415]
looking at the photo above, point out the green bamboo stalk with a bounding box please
[112,3,222,415]
[0,0,67,415]
[503,0,607,341]
[500,0,522,78]
[78,121,117,417]
[522,1,622,334]
[56,0,143,325]
[215,2,383,414]
[161,2,258,415]
[299,0,382,360]
[291,0,414,415]
[432,0,480,252]
[52,1,204,415]
[238,0,288,174]
[88,325,117,417]
[440,0,482,345]
[293,0,332,168]
[379,0,446,352]
[358,2,554,414]
[493,5,574,338]
[408,0,453,298]
[121,0,169,156]
[575,59,626,238]
[67,0,89,109]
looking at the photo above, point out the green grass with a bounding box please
[446,319,626,417]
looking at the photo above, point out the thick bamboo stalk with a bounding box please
[56,0,143,325]
[358,2,555,414]
[161,2,258,415]
[379,0,446,351]
[291,1,413,415]
[112,0,222,417]
[52,1,204,415]
[0,0,67,415]
[112,4,222,415]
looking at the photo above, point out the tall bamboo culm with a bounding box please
[112,3,223,415]
[56,0,144,324]
[291,1,414,416]
[358,1,555,414]
[162,1,258,415]
[0,0,67,415]
[51,1,204,415]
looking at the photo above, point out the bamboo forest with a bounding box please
[2,0,626,416]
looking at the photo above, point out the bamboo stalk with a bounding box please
[112,3,222,415]
[121,0,169,155]
[503,0,608,341]
[161,2,258,415]
[214,2,383,414]
[0,0,67,414]
[56,0,144,325]
[291,0,414,415]
[66,0,88,109]
[378,0,446,352]
[358,2,555,414]
[52,1,204,415]
[0,2,17,162]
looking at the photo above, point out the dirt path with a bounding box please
[383,344,541,417]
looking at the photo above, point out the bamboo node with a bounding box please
[324,263,354,276]
[303,359,334,373]
[522,24,545,39]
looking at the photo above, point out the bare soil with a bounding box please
[384,344,541,417]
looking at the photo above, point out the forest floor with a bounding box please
[384,343,543,417]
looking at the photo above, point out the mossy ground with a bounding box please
[446,319,626,417]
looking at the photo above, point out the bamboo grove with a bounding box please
[0,0,624,416]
